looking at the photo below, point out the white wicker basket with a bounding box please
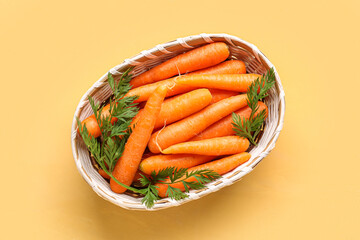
[71,33,285,211]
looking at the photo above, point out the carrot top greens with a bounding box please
[77,70,220,208]
[140,167,220,207]
[232,68,276,145]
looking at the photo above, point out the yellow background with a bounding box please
[1,0,360,239]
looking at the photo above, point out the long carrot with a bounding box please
[162,136,249,155]
[110,85,168,193]
[139,154,216,175]
[156,152,251,198]
[126,60,246,103]
[191,101,268,141]
[148,94,248,153]
[188,60,246,75]
[208,89,239,104]
[130,42,230,88]
[132,89,212,130]
[176,74,261,92]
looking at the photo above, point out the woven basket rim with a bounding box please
[71,33,285,211]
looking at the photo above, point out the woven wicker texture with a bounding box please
[71,33,285,211]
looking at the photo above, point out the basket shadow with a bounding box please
[89,164,272,239]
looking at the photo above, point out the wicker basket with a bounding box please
[71,33,285,211]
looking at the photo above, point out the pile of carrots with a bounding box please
[81,42,268,198]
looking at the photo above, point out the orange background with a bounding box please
[1,0,360,239]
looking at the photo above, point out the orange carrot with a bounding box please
[176,74,261,92]
[139,154,216,175]
[99,168,147,183]
[79,104,119,138]
[110,85,168,193]
[189,60,246,75]
[191,102,268,141]
[126,78,197,103]
[132,89,212,130]
[162,136,249,155]
[126,60,246,104]
[148,94,248,153]
[156,152,251,198]
[130,42,230,88]
[208,89,239,104]
[98,169,110,179]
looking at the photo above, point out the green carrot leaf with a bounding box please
[232,68,275,145]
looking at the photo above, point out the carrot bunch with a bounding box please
[78,42,274,208]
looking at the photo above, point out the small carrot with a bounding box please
[79,104,119,138]
[98,169,110,179]
[191,101,268,141]
[110,85,168,193]
[156,152,251,198]
[130,42,230,88]
[176,74,261,92]
[148,94,248,153]
[139,154,216,175]
[132,89,212,130]
[162,136,249,155]
[189,60,246,75]
[208,88,239,104]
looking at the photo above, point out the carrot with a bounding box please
[79,104,119,138]
[126,61,248,103]
[208,89,239,104]
[110,85,168,193]
[162,136,249,155]
[139,154,216,175]
[130,42,230,88]
[176,74,261,92]
[189,60,246,75]
[191,101,268,141]
[156,152,251,198]
[148,94,248,153]
[126,78,196,103]
[132,89,212,130]
[98,169,110,179]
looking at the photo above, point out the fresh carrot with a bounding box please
[176,74,261,92]
[79,104,119,138]
[110,85,168,193]
[162,136,249,155]
[132,89,212,130]
[148,94,248,153]
[156,152,251,198]
[208,89,239,104]
[126,78,196,103]
[139,154,216,175]
[99,168,147,183]
[98,169,110,179]
[189,60,246,75]
[80,115,101,138]
[126,60,246,103]
[130,42,230,88]
[191,101,268,141]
